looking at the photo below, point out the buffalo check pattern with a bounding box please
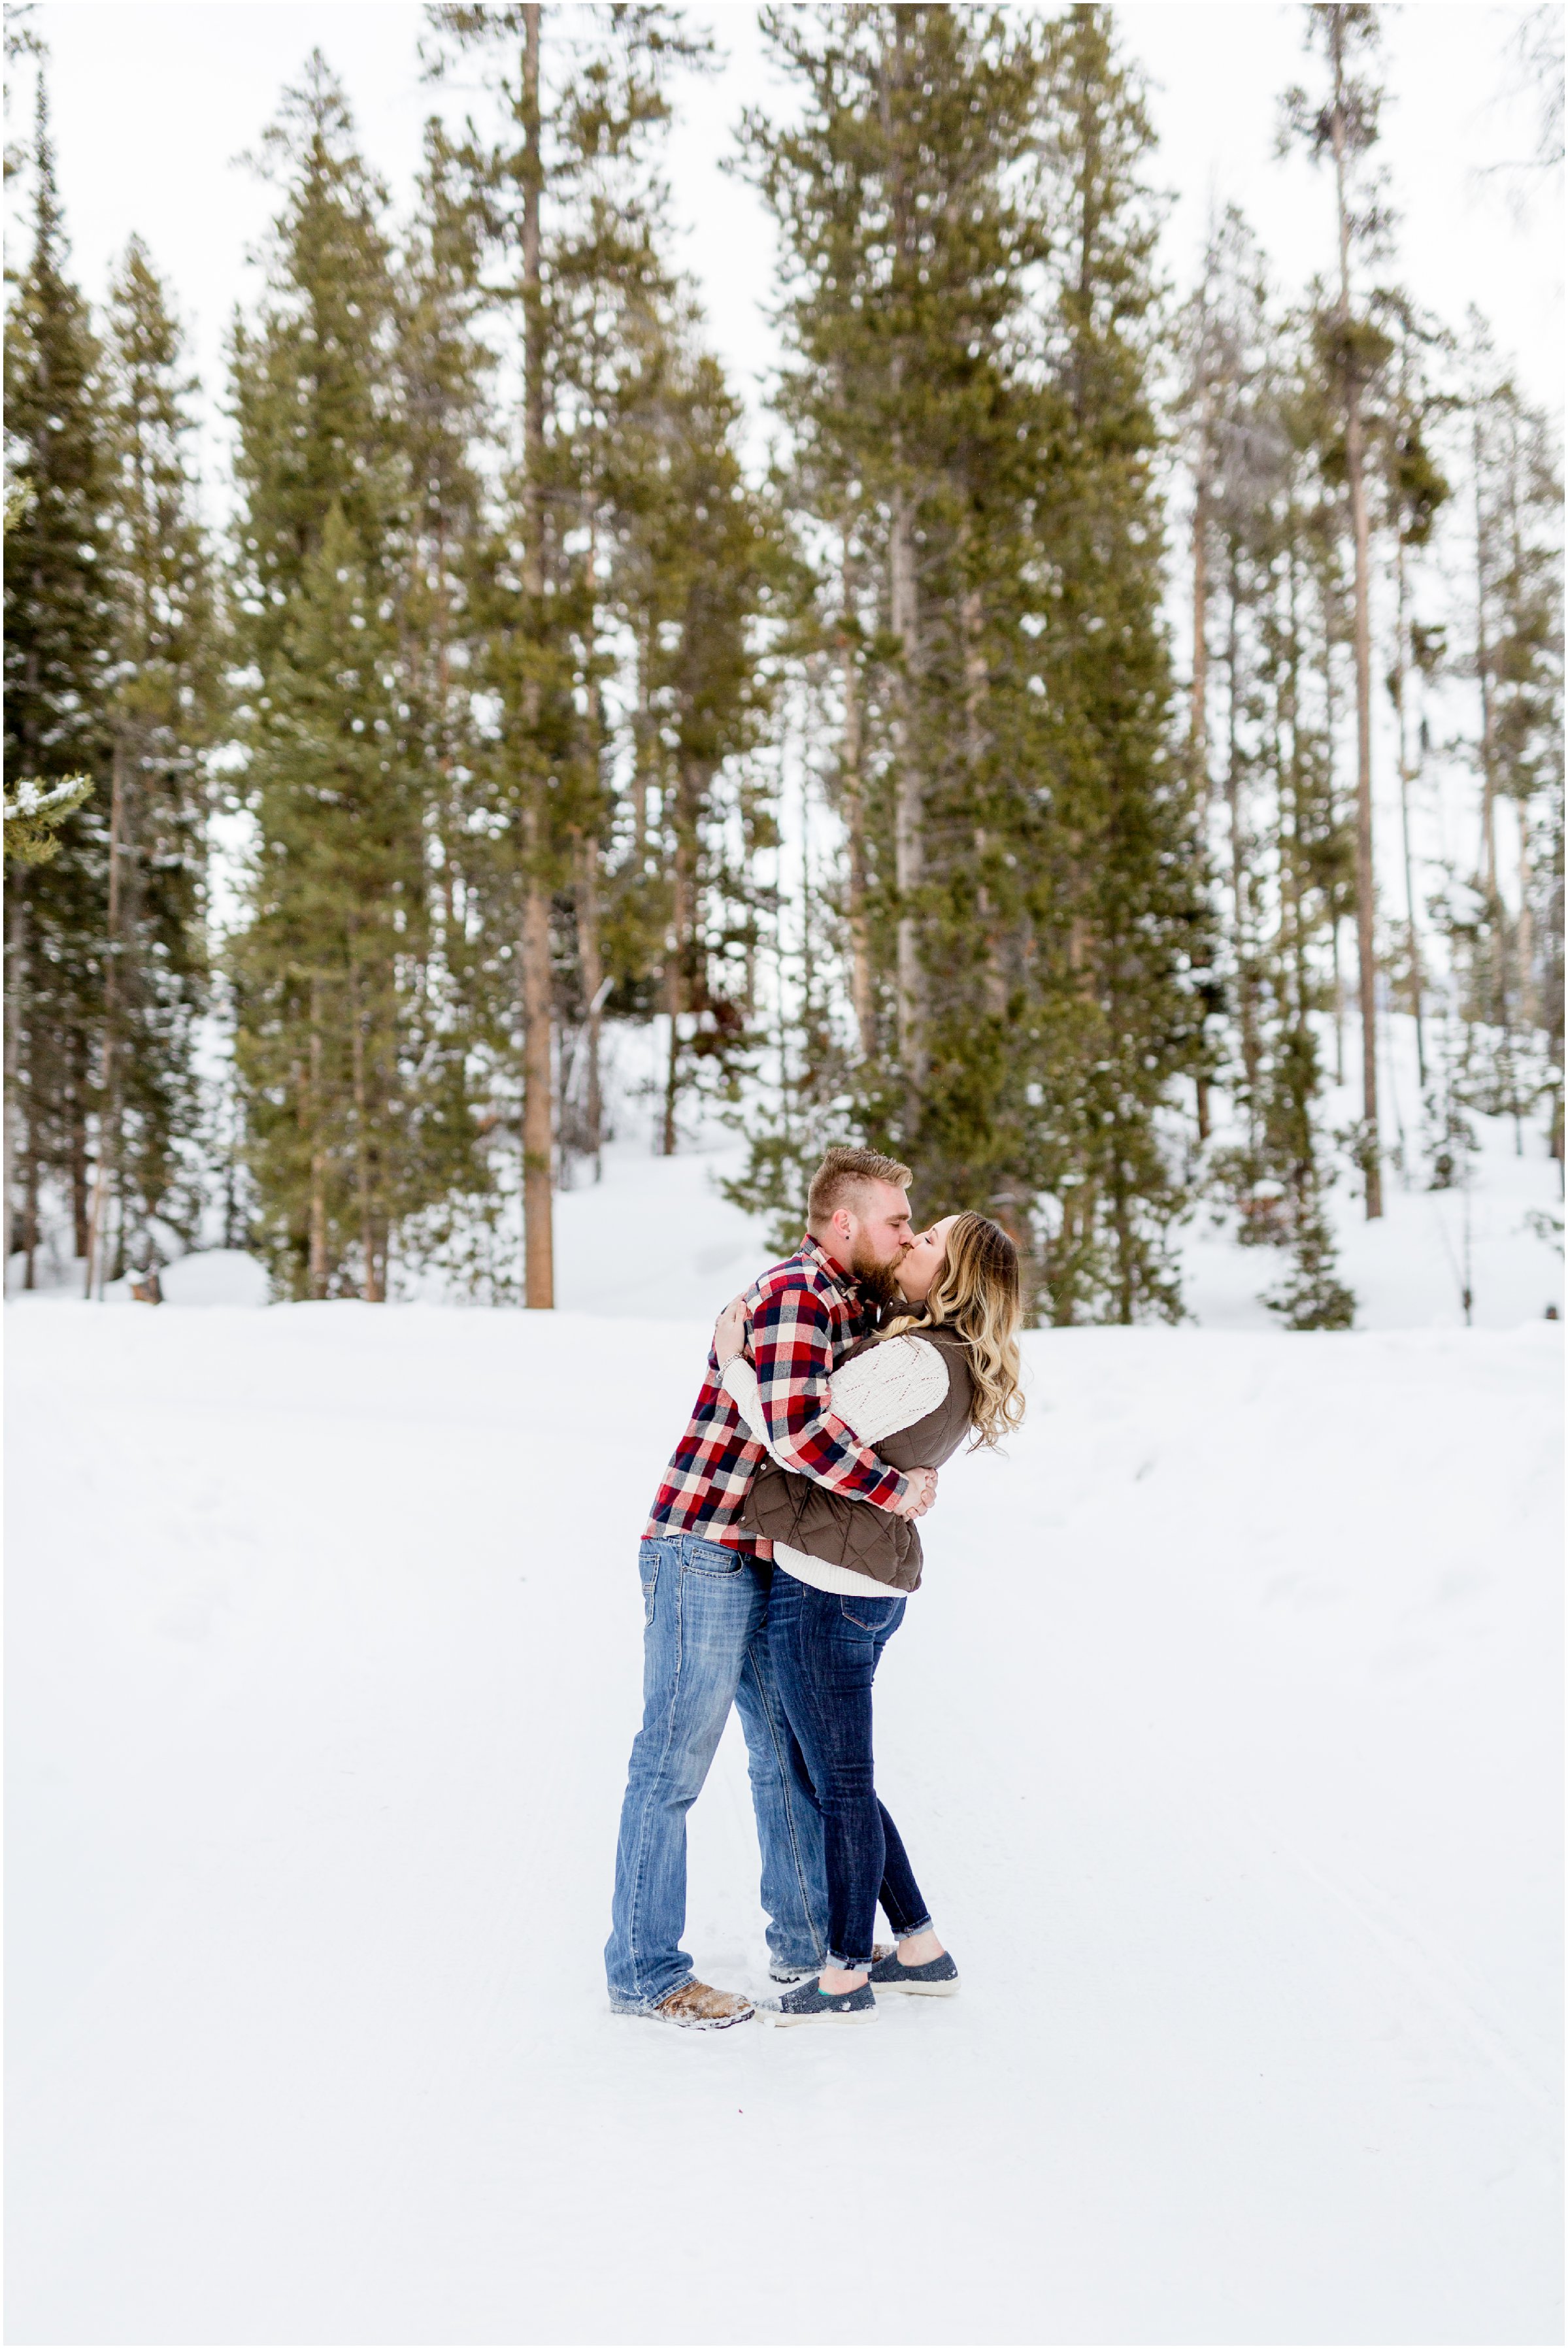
[644,1236,908,1551]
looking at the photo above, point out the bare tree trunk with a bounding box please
[1392,529,1427,1090]
[1516,818,1537,1031]
[1190,439,1212,800]
[348,954,382,1303]
[69,1075,89,1262]
[1224,562,1259,1119]
[519,0,554,1307]
[838,541,875,1058]
[1192,431,1214,1144]
[633,630,651,867]
[963,580,1007,1020]
[3,888,25,1267]
[23,1129,39,1289]
[1331,45,1382,1218]
[662,791,695,1158]
[1331,921,1346,1084]
[575,829,605,1174]
[84,739,125,1296]
[880,17,926,1135]
[1473,409,1499,912]
[308,976,329,1300]
[890,487,926,1127]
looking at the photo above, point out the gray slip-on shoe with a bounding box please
[759,1976,876,2027]
[867,1946,959,1996]
[769,1943,892,1986]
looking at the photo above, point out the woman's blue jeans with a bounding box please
[605,1535,830,2010]
[766,1571,933,1969]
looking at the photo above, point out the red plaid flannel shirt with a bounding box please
[644,1235,909,1552]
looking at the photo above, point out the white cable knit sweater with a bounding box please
[722,1335,950,1595]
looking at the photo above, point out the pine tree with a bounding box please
[604,338,780,1153]
[3,78,112,1283]
[234,507,458,1297]
[739,4,1213,1322]
[389,123,517,1285]
[422,1,708,1303]
[1380,297,1451,1099]
[1026,5,1215,1322]
[1460,336,1563,1153]
[1280,1,1392,1216]
[744,3,1046,1168]
[86,235,218,1291]
[229,56,486,1299]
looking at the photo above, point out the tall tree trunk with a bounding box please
[519,0,554,1305]
[1516,821,1536,1033]
[1190,429,1212,800]
[963,579,1007,1020]
[1392,529,1427,1090]
[1473,410,1501,945]
[348,952,381,1303]
[662,786,695,1158]
[890,486,926,1128]
[1224,559,1259,1120]
[308,975,329,1300]
[23,1128,39,1289]
[1191,426,1214,1143]
[4,888,26,1267]
[633,629,652,867]
[838,541,874,1058]
[575,829,605,1174]
[84,737,125,1295]
[69,1069,89,1263]
[1331,51,1382,1218]
[881,16,926,1135]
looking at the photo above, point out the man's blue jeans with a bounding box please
[605,1533,830,2010]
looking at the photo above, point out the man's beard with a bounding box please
[849,1244,907,1309]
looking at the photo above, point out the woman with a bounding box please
[714,1210,1025,2029]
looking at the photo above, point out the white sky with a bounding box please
[14,0,1564,505]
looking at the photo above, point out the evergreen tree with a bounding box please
[743,1,1047,1182]
[422,1,708,1303]
[1459,337,1563,1152]
[3,79,112,1282]
[88,235,218,1291]
[229,56,485,1299]
[1280,1,1392,1216]
[741,5,1214,1321]
[1024,6,1214,1323]
[604,338,780,1153]
[1181,222,1359,1318]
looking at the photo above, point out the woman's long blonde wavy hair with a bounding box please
[882,1211,1026,1448]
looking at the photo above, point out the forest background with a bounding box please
[5,0,1563,1329]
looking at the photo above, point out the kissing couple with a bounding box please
[605,1146,1025,2030]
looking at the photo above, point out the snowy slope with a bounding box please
[7,1300,1560,2345]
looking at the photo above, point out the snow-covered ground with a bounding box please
[7,1288,1561,2344]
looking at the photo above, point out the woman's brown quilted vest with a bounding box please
[740,1323,975,1593]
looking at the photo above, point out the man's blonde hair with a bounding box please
[806,1146,913,1228]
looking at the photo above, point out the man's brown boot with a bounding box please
[652,1980,755,2031]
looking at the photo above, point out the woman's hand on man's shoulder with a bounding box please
[714,1293,751,1369]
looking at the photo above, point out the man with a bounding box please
[605,1146,938,2029]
